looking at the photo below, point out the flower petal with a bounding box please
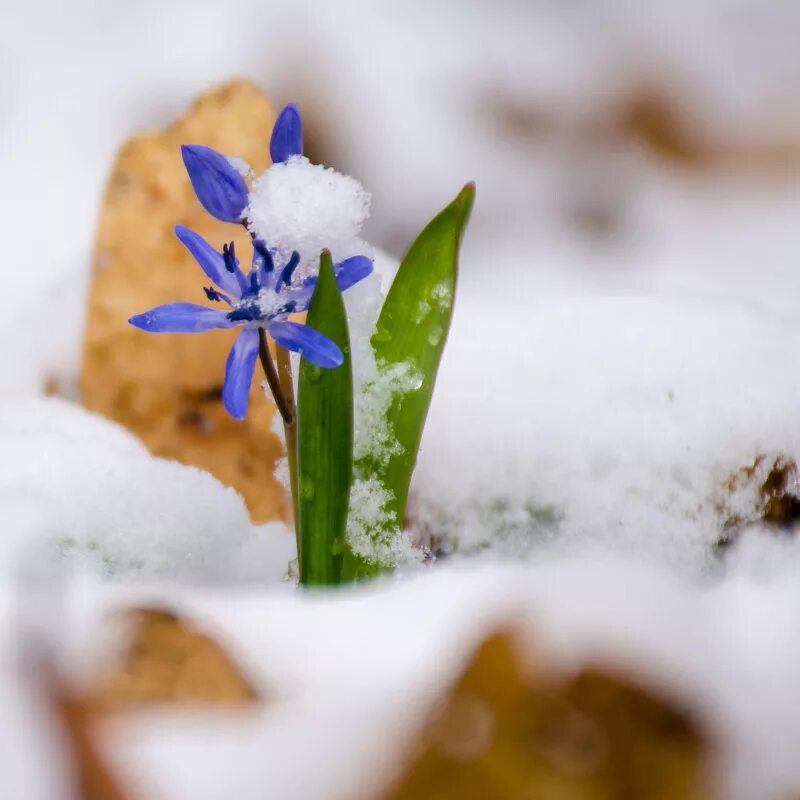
[222,327,260,419]
[181,144,249,223]
[174,225,244,298]
[269,104,303,163]
[129,303,237,333]
[334,255,373,292]
[267,320,343,368]
[281,285,314,314]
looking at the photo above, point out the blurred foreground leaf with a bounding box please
[87,607,258,708]
[54,691,133,800]
[382,632,709,800]
[297,253,353,585]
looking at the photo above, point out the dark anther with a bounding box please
[222,241,237,273]
[253,239,274,273]
[227,304,259,322]
[203,286,232,305]
[276,251,301,292]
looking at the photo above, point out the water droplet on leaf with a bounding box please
[305,365,322,383]
[299,473,315,500]
[408,373,424,391]
[330,538,344,555]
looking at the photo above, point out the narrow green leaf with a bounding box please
[358,182,475,538]
[296,251,353,586]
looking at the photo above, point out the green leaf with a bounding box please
[357,182,475,542]
[296,251,353,586]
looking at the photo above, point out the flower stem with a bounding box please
[258,329,294,425]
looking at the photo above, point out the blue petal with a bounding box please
[175,225,244,298]
[267,320,343,368]
[129,303,238,333]
[222,327,260,419]
[269,104,303,163]
[281,285,314,314]
[181,145,249,223]
[335,256,373,292]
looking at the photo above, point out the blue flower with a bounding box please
[130,103,373,419]
[130,227,372,419]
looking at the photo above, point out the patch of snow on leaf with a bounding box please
[345,477,422,567]
[353,361,423,467]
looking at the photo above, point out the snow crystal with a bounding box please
[226,155,253,178]
[353,360,423,466]
[246,155,371,280]
[345,477,422,568]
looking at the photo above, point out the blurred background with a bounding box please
[4,0,800,399]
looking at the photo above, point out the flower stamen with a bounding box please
[253,239,274,273]
[275,251,300,293]
[222,241,237,273]
[203,286,233,305]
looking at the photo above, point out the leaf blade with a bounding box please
[365,183,475,531]
[296,251,353,586]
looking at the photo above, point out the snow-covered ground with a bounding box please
[4,1,800,798]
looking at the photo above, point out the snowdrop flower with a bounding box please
[129,103,374,420]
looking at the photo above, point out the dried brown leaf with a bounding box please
[382,632,710,800]
[81,79,289,523]
[86,607,258,709]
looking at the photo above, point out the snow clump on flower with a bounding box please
[246,155,372,281]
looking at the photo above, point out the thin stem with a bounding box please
[258,329,294,425]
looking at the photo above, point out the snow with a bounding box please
[409,292,800,570]
[345,476,422,568]
[0,671,71,800]
[227,155,254,178]
[246,155,371,280]
[352,361,421,466]
[0,398,293,585]
[40,555,800,800]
